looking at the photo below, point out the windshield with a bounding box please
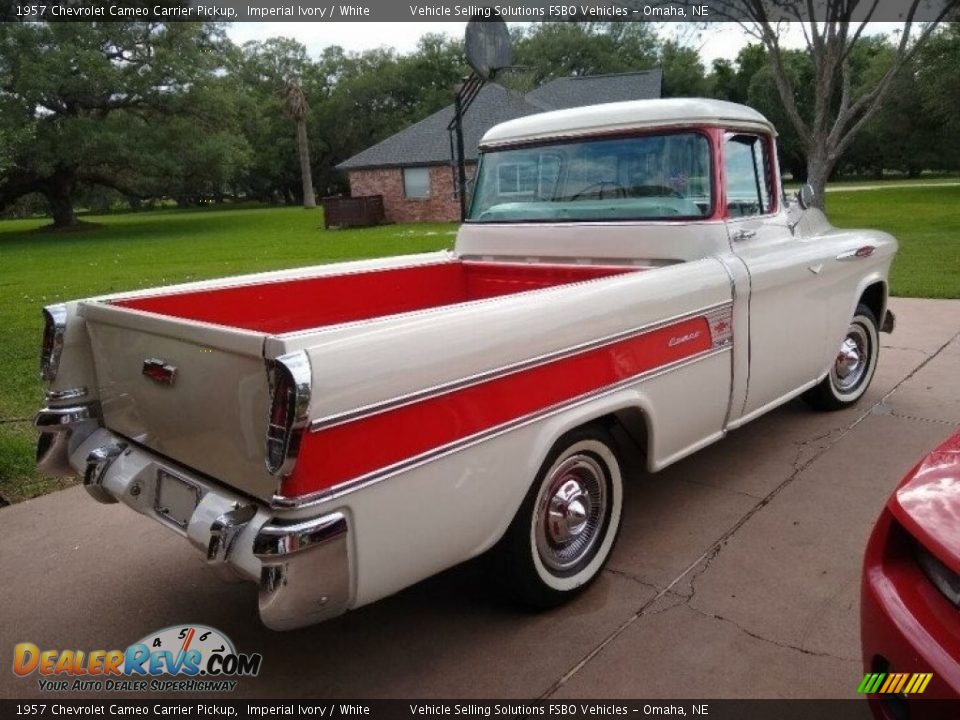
[468,132,712,223]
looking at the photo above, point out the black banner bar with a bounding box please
[2,0,956,23]
[4,699,959,719]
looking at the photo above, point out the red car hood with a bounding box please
[890,430,960,576]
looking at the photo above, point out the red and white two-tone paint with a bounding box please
[34,99,898,630]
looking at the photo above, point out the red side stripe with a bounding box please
[280,316,713,497]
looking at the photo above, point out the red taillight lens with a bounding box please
[40,304,67,382]
[266,365,295,473]
[265,352,311,476]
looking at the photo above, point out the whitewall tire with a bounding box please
[803,303,880,411]
[495,425,624,608]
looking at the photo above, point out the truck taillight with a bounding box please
[40,304,68,382]
[265,351,312,476]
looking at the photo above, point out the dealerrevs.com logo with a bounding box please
[13,625,263,693]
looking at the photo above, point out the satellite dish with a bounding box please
[464,12,511,80]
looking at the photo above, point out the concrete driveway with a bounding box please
[2,297,959,700]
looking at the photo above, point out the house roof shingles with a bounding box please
[336,69,663,172]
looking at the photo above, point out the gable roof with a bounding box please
[337,69,662,172]
[525,69,662,110]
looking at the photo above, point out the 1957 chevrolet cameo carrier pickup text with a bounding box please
[34,99,897,630]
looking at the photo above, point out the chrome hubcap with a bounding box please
[536,455,607,573]
[832,325,869,392]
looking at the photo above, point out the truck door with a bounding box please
[724,132,830,420]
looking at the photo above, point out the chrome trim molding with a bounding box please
[310,300,734,433]
[45,387,89,402]
[254,512,351,630]
[40,304,68,382]
[84,444,126,504]
[275,344,731,510]
[265,351,312,477]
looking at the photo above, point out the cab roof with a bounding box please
[479,97,777,148]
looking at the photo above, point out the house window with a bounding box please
[497,162,538,196]
[403,167,431,199]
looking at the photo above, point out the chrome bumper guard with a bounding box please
[60,428,352,630]
[35,403,101,477]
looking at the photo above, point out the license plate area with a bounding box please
[154,469,203,529]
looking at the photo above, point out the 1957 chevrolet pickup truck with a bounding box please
[35,98,897,630]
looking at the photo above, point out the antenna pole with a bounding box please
[454,90,468,222]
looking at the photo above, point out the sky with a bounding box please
[225,21,904,69]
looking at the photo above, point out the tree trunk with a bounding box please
[296,119,316,209]
[805,146,833,211]
[46,174,77,228]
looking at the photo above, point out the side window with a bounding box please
[724,134,773,217]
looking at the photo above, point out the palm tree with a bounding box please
[280,80,316,209]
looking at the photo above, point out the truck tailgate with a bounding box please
[79,301,278,501]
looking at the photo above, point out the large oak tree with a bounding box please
[0,21,233,226]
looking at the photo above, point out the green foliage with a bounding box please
[0,22,249,223]
[511,22,659,83]
[3,20,958,224]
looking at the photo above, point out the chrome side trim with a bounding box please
[207,504,258,565]
[254,512,351,631]
[40,304,67,382]
[84,444,126,504]
[310,300,733,433]
[276,344,731,510]
[45,387,88,402]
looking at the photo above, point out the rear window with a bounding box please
[468,132,712,223]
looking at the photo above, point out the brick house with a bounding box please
[336,70,663,223]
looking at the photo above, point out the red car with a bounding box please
[862,429,960,717]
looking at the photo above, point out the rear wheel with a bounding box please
[803,303,879,411]
[495,425,624,608]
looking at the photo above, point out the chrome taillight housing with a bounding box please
[265,351,312,476]
[40,304,68,382]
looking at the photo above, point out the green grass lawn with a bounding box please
[827,185,960,299]
[1,187,957,503]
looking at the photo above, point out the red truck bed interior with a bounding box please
[112,261,635,334]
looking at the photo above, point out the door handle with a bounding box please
[836,245,876,261]
[732,229,756,242]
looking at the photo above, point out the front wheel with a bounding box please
[803,303,880,411]
[494,425,624,608]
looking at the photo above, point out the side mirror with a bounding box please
[797,183,815,210]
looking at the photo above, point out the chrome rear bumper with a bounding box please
[35,418,351,630]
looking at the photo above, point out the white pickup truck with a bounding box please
[35,99,897,630]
